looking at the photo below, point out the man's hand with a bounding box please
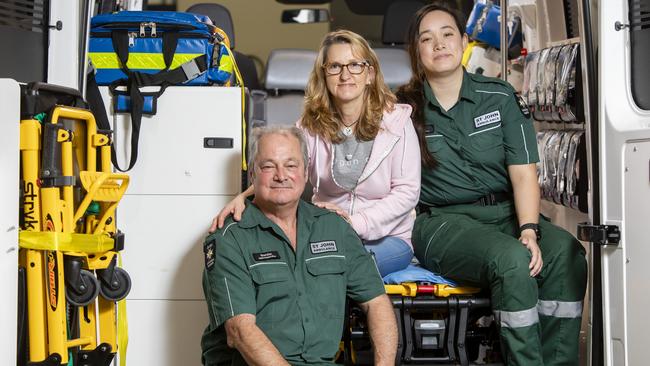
[225,314,290,366]
[359,295,397,366]
[519,230,543,277]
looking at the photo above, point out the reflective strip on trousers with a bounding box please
[537,300,583,318]
[494,307,539,328]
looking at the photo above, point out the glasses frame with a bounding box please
[322,61,370,75]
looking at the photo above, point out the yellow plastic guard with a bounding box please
[74,172,130,226]
[384,283,418,297]
[18,231,114,253]
[434,284,481,297]
[79,171,129,202]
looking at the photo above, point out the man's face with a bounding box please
[252,133,307,208]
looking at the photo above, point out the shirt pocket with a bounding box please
[466,124,505,163]
[468,123,503,150]
[305,255,347,319]
[425,134,445,153]
[250,262,292,323]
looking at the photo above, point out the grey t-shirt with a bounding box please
[333,134,374,191]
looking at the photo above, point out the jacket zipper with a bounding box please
[356,135,400,185]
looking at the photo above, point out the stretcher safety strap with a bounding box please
[537,299,583,318]
[18,231,115,253]
[494,306,539,328]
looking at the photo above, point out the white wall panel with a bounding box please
[0,79,20,366]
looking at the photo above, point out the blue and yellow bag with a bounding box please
[89,11,234,87]
[87,11,240,172]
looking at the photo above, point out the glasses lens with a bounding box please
[326,64,342,75]
[348,62,365,74]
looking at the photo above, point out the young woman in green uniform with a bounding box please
[396,4,587,365]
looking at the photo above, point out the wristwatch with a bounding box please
[519,223,541,240]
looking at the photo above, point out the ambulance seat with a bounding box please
[371,0,425,90]
[264,49,317,126]
[186,3,262,90]
[374,48,412,90]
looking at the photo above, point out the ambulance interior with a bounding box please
[1,0,649,365]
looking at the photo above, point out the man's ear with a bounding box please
[462,33,469,52]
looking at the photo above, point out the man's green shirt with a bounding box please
[201,200,385,366]
[420,71,539,206]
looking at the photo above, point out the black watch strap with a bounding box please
[519,223,541,239]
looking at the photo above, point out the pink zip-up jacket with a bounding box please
[298,103,421,248]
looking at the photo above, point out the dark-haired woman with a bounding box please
[396,4,587,365]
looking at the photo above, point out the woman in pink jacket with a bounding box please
[212,30,421,276]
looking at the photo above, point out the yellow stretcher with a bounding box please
[17,83,131,366]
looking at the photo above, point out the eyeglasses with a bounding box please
[323,61,370,75]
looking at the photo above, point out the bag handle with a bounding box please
[105,30,180,172]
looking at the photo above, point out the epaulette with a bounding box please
[468,72,515,93]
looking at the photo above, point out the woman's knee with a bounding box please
[364,237,413,276]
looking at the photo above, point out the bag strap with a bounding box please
[104,30,184,172]
[87,65,134,172]
[94,29,211,172]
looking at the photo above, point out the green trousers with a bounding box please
[413,201,587,366]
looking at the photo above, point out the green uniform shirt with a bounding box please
[420,71,539,206]
[201,200,385,366]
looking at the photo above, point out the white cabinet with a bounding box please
[99,85,242,365]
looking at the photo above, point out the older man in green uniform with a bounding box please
[201,126,397,366]
[413,71,587,365]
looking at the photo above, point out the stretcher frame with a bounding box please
[343,284,493,366]
[17,84,131,366]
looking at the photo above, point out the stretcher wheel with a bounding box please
[66,269,101,306]
[99,267,131,301]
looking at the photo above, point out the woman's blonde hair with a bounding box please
[301,29,396,143]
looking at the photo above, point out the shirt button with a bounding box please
[305,318,309,323]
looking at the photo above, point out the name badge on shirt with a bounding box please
[310,240,338,254]
[474,110,501,128]
[253,251,281,261]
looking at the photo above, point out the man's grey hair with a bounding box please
[247,125,309,174]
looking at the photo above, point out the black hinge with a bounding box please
[577,223,621,245]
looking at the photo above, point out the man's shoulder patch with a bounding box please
[204,238,216,271]
[514,92,531,118]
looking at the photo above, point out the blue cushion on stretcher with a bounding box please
[383,264,457,286]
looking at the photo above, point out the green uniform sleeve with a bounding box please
[500,90,540,165]
[203,232,256,329]
[341,221,386,303]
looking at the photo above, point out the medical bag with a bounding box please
[89,11,233,87]
[466,2,522,58]
[87,11,237,171]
